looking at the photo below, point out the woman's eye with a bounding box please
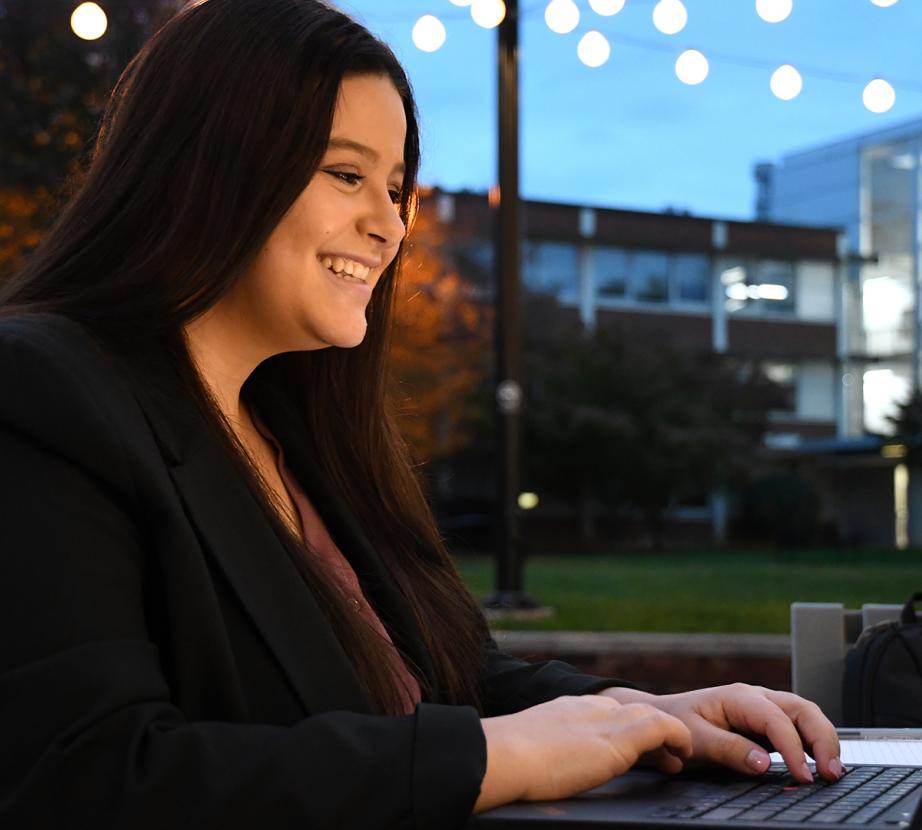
[326,170,363,186]
[388,189,402,205]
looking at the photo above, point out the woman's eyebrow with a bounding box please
[327,137,405,174]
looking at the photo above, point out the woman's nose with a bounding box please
[362,190,406,247]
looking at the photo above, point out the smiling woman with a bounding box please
[0,1,842,828]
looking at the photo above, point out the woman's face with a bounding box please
[228,73,408,354]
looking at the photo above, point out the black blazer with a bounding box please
[0,313,624,830]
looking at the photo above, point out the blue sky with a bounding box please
[337,0,922,220]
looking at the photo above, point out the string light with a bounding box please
[399,2,916,113]
[863,78,896,113]
[588,0,626,15]
[470,0,505,28]
[755,0,793,24]
[577,31,611,68]
[675,49,709,85]
[545,0,580,35]
[412,15,446,52]
[770,64,802,100]
[652,0,687,36]
[70,2,107,40]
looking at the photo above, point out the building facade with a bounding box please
[428,188,845,449]
[760,115,922,437]
[421,188,848,545]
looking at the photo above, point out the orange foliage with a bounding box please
[391,204,493,465]
[0,185,60,283]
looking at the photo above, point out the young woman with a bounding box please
[0,1,841,827]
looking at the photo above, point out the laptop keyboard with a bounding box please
[653,765,922,824]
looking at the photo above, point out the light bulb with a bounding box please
[755,0,793,23]
[863,79,896,113]
[70,2,107,40]
[869,0,898,7]
[770,64,802,100]
[675,49,708,85]
[545,0,580,34]
[589,0,626,15]
[577,30,611,67]
[471,0,506,28]
[652,0,688,35]
[412,15,446,52]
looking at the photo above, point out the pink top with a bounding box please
[252,413,422,716]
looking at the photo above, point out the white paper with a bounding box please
[770,739,922,768]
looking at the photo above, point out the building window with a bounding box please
[763,361,797,413]
[674,253,710,303]
[594,245,628,298]
[630,250,669,303]
[593,247,711,306]
[523,240,579,301]
[722,258,795,315]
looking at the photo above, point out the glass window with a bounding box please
[722,258,795,315]
[593,245,628,299]
[865,142,915,262]
[763,361,796,413]
[630,250,669,303]
[674,253,710,303]
[523,241,579,301]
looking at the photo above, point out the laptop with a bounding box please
[470,731,922,829]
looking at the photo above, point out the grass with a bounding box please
[454,549,922,633]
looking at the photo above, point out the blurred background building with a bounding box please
[759,116,922,439]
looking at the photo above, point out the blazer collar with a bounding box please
[126,348,373,715]
[127,345,437,711]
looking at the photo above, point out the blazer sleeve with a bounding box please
[481,636,637,717]
[0,321,485,830]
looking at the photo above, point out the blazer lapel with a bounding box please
[249,380,440,700]
[127,350,373,716]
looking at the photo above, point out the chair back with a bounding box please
[790,602,901,725]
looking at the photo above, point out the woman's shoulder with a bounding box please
[0,311,141,470]
[0,310,107,359]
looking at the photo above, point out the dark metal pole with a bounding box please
[484,0,539,611]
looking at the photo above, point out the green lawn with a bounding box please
[455,549,922,633]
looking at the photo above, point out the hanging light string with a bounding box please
[403,0,909,113]
[596,28,922,93]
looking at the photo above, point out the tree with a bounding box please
[522,300,784,548]
[0,0,181,280]
[887,389,922,438]
[388,197,493,476]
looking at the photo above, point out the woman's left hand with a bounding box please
[597,684,843,784]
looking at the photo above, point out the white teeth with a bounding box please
[318,255,371,281]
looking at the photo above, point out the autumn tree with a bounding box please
[390,196,493,474]
[0,0,181,281]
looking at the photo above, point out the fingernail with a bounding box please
[746,748,770,772]
[801,763,814,783]
[829,758,843,779]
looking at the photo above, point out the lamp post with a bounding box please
[482,0,540,611]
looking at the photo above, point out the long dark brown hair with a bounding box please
[0,0,488,714]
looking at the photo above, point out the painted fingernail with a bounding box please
[746,748,770,772]
[829,757,844,779]
[800,763,814,783]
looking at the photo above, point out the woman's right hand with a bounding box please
[474,695,693,813]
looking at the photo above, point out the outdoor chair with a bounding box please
[790,601,902,725]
